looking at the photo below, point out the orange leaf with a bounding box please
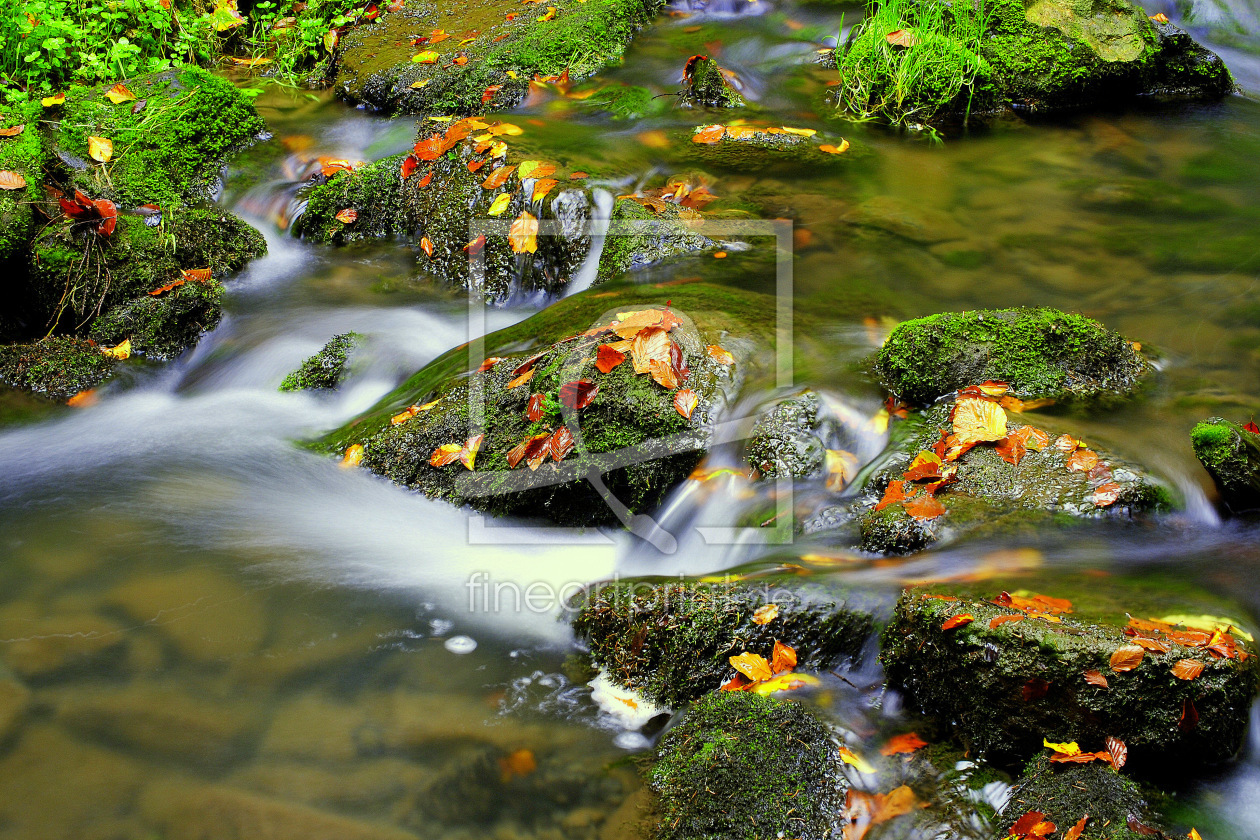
[67,388,99,407]
[507,368,535,389]
[1106,736,1128,770]
[674,388,698,419]
[996,432,1027,466]
[459,433,484,470]
[0,170,28,190]
[631,326,671,374]
[532,177,559,202]
[476,357,502,373]
[905,494,947,521]
[509,211,538,253]
[942,613,973,631]
[340,444,365,468]
[770,639,797,674]
[880,732,928,756]
[464,234,486,256]
[1132,636,1170,653]
[1084,669,1109,688]
[0,125,25,138]
[1064,816,1089,840]
[527,393,545,422]
[1054,434,1083,453]
[148,278,186,296]
[104,83,136,104]
[482,164,516,189]
[1109,645,1145,673]
[692,124,725,144]
[429,443,463,466]
[649,357,679,389]
[595,344,625,373]
[874,479,910,512]
[417,171,433,188]
[989,614,1025,629]
[1172,659,1205,681]
[729,651,773,682]
[952,396,1007,444]
[1067,449,1100,472]
[467,159,486,173]
[885,28,919,46]
[335,208,358,223]
[751,604,778,625]
[421,236,435,257]
[1092,482,1122,507]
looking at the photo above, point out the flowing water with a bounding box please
[5,1,1260,838]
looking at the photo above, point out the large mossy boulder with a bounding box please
[332,0,666,116]
[570,577,877,706]
[874,308,1151,406]
[649,692,844,840]
[836,0,1233,124]
[855,399,1172,554]
[997,755,1161,840]
[293,122,711,300]
[319,283,776,525]
[881,577,1260,771]
[1190,417,1260,510]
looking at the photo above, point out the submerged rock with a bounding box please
[678,56,747,109]
[281,333,363,392]
[875,308,1151,406]
[880,578,1260,770]
[1191,417,1260,510]
[319,283,777,526]
[570,577,876,706]
[745,390,826,479]
[649,692,844,840]
[997,754,1161,840]
[332,0,667,116]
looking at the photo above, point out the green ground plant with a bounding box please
[834,0,995,127]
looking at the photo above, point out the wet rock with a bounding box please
[875,308,1152,406]
[835,0,1233,124]
[678,56,747,109]
[880,578,1260,770]
[140,780,424,840]
[0,337,120,402]
[0,676,31,744]
[1191,417,1260,510]
[293,127,711,300]
[570,577,876,706]
[0,385,62,427]
[854,400,1171,554]
[683,123,856,171]
[106,568,269,663]
[0,724,147,840]
[320,283,777,526]
[260,694,377,763]
[597,786,653,840]
[745,390,825,479]
[998,754,1159,840]
[649,692,844,840]
[0,607,128,679]
[843,195,969,246]
[332,0,667,116]
[281,332,363,392]
[52,681,259,767]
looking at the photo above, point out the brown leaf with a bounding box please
[0,125,25,137]
[1023,678,1051,702]
[1105,736,1127,770]
[558,379,599,411]
[0,170,28,190]
[942,613,974,631]
[995,432,1028,466]
[631,326,671,374]
[649,357,679,389]
[508,433,549,468]
[525,433,552,470]
[1092,482,1122,507]
[1064,816,1089,840]
[1180,698,1199,731]
[905,494,947,521]
[507,368,535,389]
[549,426,575,461]
[1172,659,1205,681]
[596,344,625,373]
[1132,636,1170,653]
[674,388,699,419]
[1067,449,1100,472]
[1084,670,1109,688]
[429,443,463,466]
[527,393,546,422]
[482,165,516,189]
[1109,645,1145,673]
[464,234,486,256]
[885,28,919,46]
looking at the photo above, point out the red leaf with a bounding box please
[512,354,546,376]
[996,432,1028,466]
[417,171,433,188]
[482,84,503,104]
[989,614,1025,629]
[1008,812,1048,837]
[464,234,486,256]
[550,426,574,461]
[401,154,419,179]
[874,479,910,512]
[1105,736,1127,770]
[595,344,625,373]
[526,393,545,422]
[942,614,973,631]
[1245,419,1260,435]
[559,379,598,411]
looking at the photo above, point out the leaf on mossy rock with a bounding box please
[429,443,463,466]
[904,494,946,521]
[340,444,365,468]
[692,124,725,144]
[770,639,796,673]
[334,208,358,223]
[0,170,27,189]
[509,211,538,254]
[526,394,545,422]
[874,479,910,511]
[885,28,919,46]
[674,388,698,419]
[100,339,131,360]
[1109,644,1145,673]
[952,396,1007,444]
[0,125,26,137]
[558,379,598,411]
[550,426,574,461]
[1063,816,1089,840]
[596,344,625,373]
[751,604,778,625]
[1172,659,1205,681]
[1083,669,1109,688]
[88,136,113,163]
[941,613,973,631]
[729,651,773,682]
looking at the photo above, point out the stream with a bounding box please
[4,0,1260,837]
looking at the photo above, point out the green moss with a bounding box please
[595,198,712,284]
[280,333,363,392]
[745,391,824,479]
[1002,755,1154,840]
[88,280,226,361]
[880,581,1260,771]
[874,308,1151,405]
[679,57,747,109]
[570,577,876,706]
[0,337,119,402]
[56,67,266,210]
[1191,417,1260,507]
[335,0,667,116]
[0,103,48,264]
[650,692,844,840]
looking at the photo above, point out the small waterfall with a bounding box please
[563,188,614,298]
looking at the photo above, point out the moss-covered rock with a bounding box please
[1191,417,1260,510]
[678,56,747,109]
[683,124,856,171]
[294,130,711,299]
[744,390,826,479]
[317,282,778,525]
[855,401,1171,554]
[997,754,1158,840]
[280,333,363,392]
[881,579,1260,771]
[570,577,876,706]
[0,337,119,402]
[87,280,226,361]
[333,0,666,116]
[649,692,844,840]
[0,104,47,266]
[875,308,1151,406]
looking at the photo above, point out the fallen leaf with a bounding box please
[467,159,486,173]
[476,357,503,373]
[508,433,550,468]
[88,136,113,163]
[881,732,928,756]
[1132,636,1170,653]
[838,745,876,774]
[323,28,338,51]
[1023,678,1051,702]
[782,126,818,137]
[457,433,483,470]
[0,170,27,190]
[421,236,435,257]
[527,393,545,422]
[1245,420,1260,435]
[104,83,136,104]
[413,50,439,63]
[631,326,671,374]
[693,124,725,144]
[335,208,358,223]
[66,390,97,407]
[729,651,773,682]
[509,211,538,253]
[595,343,625,373]
[1008,811,1055,838]
[417,172,433,188]
[1084,670,1109,688]
[532,177,559,202]
[819,140,850,154]
[498,748,536,781]
[537,5,556,20]
[1092,482,1122,507]
[649,357,679,389]
[482,84,503,104]
[770,639,797,673]
[430,443,463,466]
[100,339,130,360]
[518,160,555,179]
[550,426,575,461]
[1172,659,1205,681]
[996,432,1028,466]
[1054,434,1082,453]
[990,614,1025,629]
[464,234,486,256]
[558,379,598,411]
[825,449,859,492]
[487,193,512,216]
[507,368,535,389]
[0,125,24,138]
[1105,736,1127,770]
[340,444,365,468]
[452,54,469,66]
[751,604,778,625]
[1150,12,1169,22]
[942,613,973,631]
[41,92,66,107]
[874,479,910,512]
[674,388,699,419]
[1067,449,1100,472]
[905,494,947,521]
[1064,816,1090,840]
[1109,644,1145,673]
[885,28,919,46]
[953,396,1007,444]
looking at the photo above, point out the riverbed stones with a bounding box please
[0,606,128,679]
[1191,417,1260,509]
[881,581,1260,770]
[320,283,776,526]
[875,308,1152,406]
[649,692,844,840]
[331,0,667,116]
[570,577,876,706]
[678,56,747,109]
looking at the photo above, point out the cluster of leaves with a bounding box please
[874,381,1122,523]
[691,121,850,155]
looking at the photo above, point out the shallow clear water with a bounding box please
[4,1,1260,837]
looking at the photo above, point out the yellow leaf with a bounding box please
[750,672,819,696]
[517,160,543,179]
[487,193,512,216]
[509,211,538,253]
[825,449,859,492]
[41,92,66,107]
[88,136,113,163]
[460,433,483,470]
[410,78,432,89]
[1043,738,1081,756]
[100,339,130,360]
[751,604,778,624]
[531,177,559,202]
[838,745,876,774]
[952,396,1007,444]
[413,50,439,63]
[819,139,850,155]
[489,122,524,136]
[729,651,773,682]
[781,126,817,136]
[104,83,136,104]
[340,444,365,468]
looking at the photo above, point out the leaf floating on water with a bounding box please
[459,433,483,470]
[692,124,725,144]
[509,211,538,253]
[429,443,463,466]
[1109,644,1145,673]
[340,444,365,468]
[595,343,625,373]
[905,494,947,521]
[825,449,859,492]
[559,379,598,411]
[674,388,699,419]
[100,339,130,360]
[0,170,27,190]
[751,604,778,625]
[729,651,773,682]
[104,83,136,104]
[1084,669,1109,688]
[881,732,928,756]
[88,136,113,163]
[1172,658,1205,680]
[334,208,358,223]
[941,613,973,631]
[550,426,575,461]
[838,745,876,774]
